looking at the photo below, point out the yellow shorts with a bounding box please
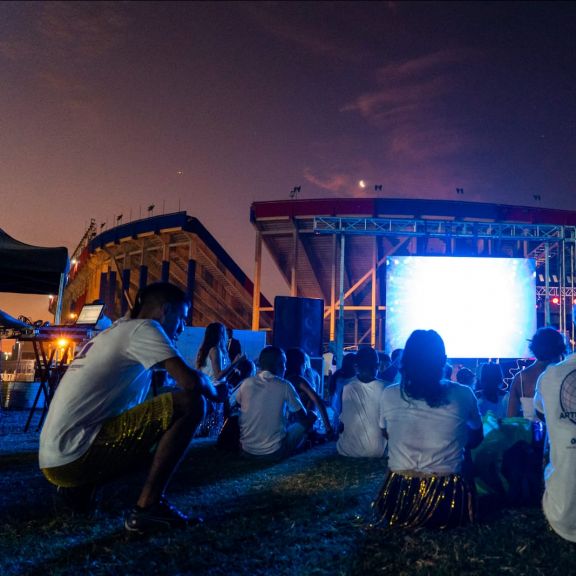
[42,393,173,488]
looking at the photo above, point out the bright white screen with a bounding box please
[385,256,537,358]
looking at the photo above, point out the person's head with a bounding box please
[391,348,403,365]
[195,322,227,369]
[529,327,566,362]
[258,346,286,377]
[456,367,475,387]
[401,329,448,408]
[130,282,189,341]
[341,352,357,378]
[204,322,227,349]
[226,327,233,340]
[355,346,379,382]
[285,348,307,377]
[476,362,504,402]
[378,352,391,373]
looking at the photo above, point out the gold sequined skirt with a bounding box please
[371,470,475,529]
[42,393,173,488]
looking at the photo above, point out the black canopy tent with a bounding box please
[0,228,69,320]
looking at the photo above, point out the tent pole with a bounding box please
[55,272,66,324]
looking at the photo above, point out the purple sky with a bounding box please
[1,2,576,321]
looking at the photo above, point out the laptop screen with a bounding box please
[75,304,104,325]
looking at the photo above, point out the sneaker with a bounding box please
[124,498,190,534]
[56,484,97,516]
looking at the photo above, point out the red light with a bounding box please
[552,297,560,305]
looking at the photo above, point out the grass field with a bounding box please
[0,410,574,576]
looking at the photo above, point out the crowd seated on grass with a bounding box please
[29,282,574,540]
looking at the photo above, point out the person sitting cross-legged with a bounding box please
[372,329,483,529]
[39,282,227,534]
[229,346,315,461]
[336,346,388,458]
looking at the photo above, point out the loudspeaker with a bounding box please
[273,296,324,358]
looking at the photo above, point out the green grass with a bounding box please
[1,410,575,575]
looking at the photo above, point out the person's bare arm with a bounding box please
[164,356,227,402]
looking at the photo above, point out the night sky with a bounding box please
[1,1,576,321]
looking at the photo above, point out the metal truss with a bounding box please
[313,217,576,242]
[536,286,576,298]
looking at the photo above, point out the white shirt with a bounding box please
[379,381,482,474]
[337,377,387,458]
[534,355,576,542]
[230,370,305,456]
[39,318,180,468]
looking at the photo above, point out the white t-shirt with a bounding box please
[379,381,482,474]
[534,355,576,542]
[39,318,180,468]
[230,370,305,456]
[337,377,387,458]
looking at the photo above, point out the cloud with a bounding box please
[343,49,467,121]
[300,48,489,201]
[342,48,476,167]
[303,168,352,193]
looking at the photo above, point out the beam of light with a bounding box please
[385,256,537,358]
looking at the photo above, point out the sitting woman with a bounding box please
[196,323,231,382]
[475,363,509,418]
[507,327,566,420]
[372,329,483,529]
[195,322,234,436]
[285,348,334,439]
